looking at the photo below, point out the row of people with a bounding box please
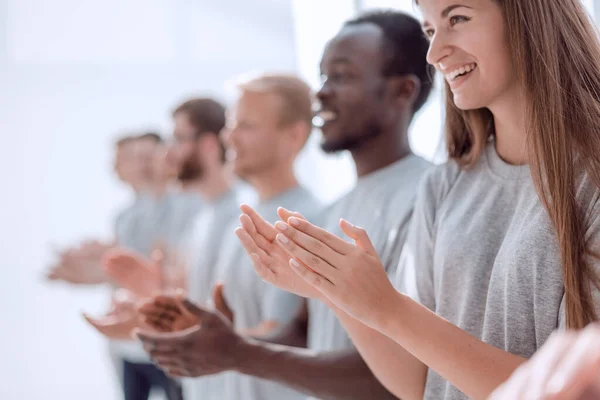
[50,1,600,399]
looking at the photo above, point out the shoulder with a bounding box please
[417,159,463,209]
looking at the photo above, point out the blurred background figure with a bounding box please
[47,130,188,400]
[86,98,237,400]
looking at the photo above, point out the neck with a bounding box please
[350,117,413,177]
[131,182,146,194]
[148,181,170,198]
[248,164,299,202]
[184,167,232,202]
[489,89,528,165]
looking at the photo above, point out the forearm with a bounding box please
[380,292,527,400]
[233,339,397,400]
[329,302,427,400]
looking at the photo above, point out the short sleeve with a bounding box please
[393,164,458,312]
[262,285,304,325]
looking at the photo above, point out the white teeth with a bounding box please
[225,149,237,162]
[446,63,477,82]
[318,111,337,122]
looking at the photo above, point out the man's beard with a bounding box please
[320,120,383,154]
[177,159,203,183]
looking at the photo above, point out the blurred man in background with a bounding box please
[46,134,155,285]
[135,73,322,400]
[95,98,235,400]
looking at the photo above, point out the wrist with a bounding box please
[230,336,262,374]
[374,289,407,336]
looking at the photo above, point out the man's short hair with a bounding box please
[137,131,163,143]
[172,98,227,137]
[345,10,434,113]
[236,73,313,129]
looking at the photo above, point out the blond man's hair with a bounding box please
[236,73,313,129]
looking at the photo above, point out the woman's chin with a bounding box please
[452,93,487,112]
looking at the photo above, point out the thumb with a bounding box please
[339,219,377,256]
[150,247,165,267]
[178,298,215,322]
[212,283,234,323]
[277,207,306,223]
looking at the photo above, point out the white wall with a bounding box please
[0,1,299,399]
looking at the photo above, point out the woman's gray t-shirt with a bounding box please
[395,141,600,400]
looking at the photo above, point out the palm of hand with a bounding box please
[138,296,198,333]
[84,295,141,339]
[259,239,321,299]
[104,250,161,297]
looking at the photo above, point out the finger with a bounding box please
[212,283,234,323]
[275,232,337,277]
[141,308,178,322]
[141,316,173,332]
[239,214,258,236]
[83,314,108,332]
[150,349,182,360]
[135,325,200,344]
[277,207,306,222]
[150,248,165,266]
[156,362,186,375]
[235,227,270,260]
[240,204,278,241]
[545,327,600,398]
[154,296,185,313]
[83,314,126,338]
[139,302,181,320]
[340,219,378,256]
[179,299,217,323]
[275,220,344,265]
[520,332,577,399]
[289,257,334,289]
[247,252,274,279]
[287,217,354,255]
[141,309,178,327]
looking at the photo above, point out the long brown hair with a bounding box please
[441,0,600,329]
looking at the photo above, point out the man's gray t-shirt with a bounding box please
[114,194,152,254]
[114,191,204,363]
[395,141,600,400]
[308,155,432,353]
[218,186,322,400]
[149,190,205,252]
[180,188,242,400]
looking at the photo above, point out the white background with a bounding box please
[1,1,597,399]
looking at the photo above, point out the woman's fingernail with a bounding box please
[289,217,300,226]
[277,234,289,244]
[274,221,287,231]
[290,259,300,268]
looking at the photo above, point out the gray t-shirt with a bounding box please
[395,141,600,400]
[114,194,152,254]
[111,195,156,363]
[218,186,322,400]
[114,191,204,363]
[181,188,242,400]
[308,155,432,353]
[150,190,205,251]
